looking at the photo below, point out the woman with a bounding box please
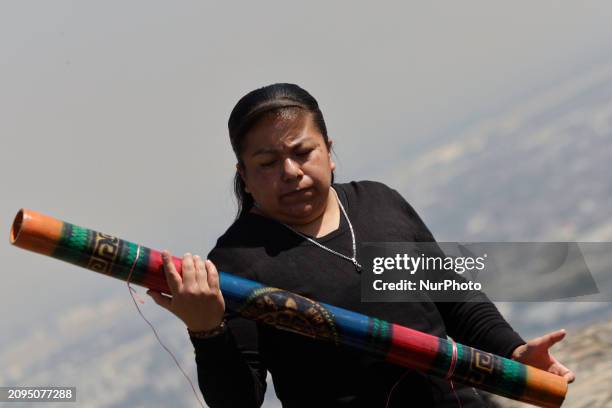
[147,83,575,407]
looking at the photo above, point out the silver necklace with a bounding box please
[279,187,362,272]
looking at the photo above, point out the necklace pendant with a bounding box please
[353,259,362,272]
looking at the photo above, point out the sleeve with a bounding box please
[188,246,268,408]
[386,185,526,358]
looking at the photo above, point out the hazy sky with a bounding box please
[2,0,612,346]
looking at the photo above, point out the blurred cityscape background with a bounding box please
[1,2,611,407]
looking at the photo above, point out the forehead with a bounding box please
[243,110,322,151]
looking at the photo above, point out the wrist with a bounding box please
[187,319,227,339]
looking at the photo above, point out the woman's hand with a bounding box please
[147,250,225,332]
[511,329,575,383]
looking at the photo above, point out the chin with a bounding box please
[283,205,318,223]
[285,206,323,224]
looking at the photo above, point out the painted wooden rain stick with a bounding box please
[9,208,567,408]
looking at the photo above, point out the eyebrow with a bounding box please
[250,136,312,157]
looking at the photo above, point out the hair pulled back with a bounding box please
[228,83,333,218]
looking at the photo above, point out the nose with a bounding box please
[281,157,303,181]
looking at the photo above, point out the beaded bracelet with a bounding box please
[187,320,227,339]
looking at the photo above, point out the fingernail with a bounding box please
[184,252,191,257]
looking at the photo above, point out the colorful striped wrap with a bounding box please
[9,209,567,407]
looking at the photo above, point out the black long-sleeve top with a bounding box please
[191,180,525,407]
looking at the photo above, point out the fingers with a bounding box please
[543,329,566,348]
[147,290,172,310]
[550,360,576,383]
[161,250,182,294]
[551,355,576,383]
[559,367,576,383]
[181,252,197,290]
[530,329,566,349]
[206,259,221,292]
[193,256,220,294]
[193,255,210,291]
[161,250,213,294]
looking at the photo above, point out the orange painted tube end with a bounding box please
[10,209,64,256]
[522,366,568,408]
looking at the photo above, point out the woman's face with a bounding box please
[237,110,335,226]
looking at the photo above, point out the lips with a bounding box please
[280,187,313,199]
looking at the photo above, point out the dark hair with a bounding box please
[228,83,333,218]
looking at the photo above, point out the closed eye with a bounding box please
[296,148,314,157]
[260,160,276,168]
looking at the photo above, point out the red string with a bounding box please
[448,380,463,408]
[446,339,463,408]
[445,339,458,380]
[126,244,205,408]
[126,245,463,408]
[385,370,410,408]
[385,339,463,408]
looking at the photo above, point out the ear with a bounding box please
[327,139,336,172]
[236,162,250,193]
